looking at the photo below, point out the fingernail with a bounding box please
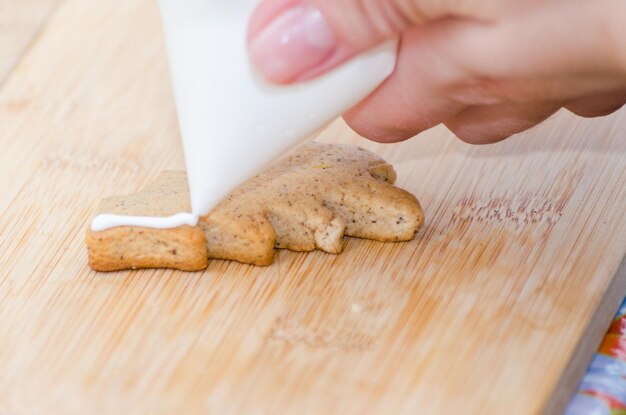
[249,4,337,83]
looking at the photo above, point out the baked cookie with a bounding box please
[87,143,424,271]
[86,171,208,271]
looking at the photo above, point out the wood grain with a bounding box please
[0,0,61,86]
[544,256,626,414]
[0,1,624,414]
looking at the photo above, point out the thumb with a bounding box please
[247,0,422,83]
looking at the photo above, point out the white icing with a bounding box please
[91,213,198,232]
[91,0,398,232]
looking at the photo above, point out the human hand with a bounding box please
[247,0,626,143]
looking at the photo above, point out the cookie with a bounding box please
[87,143,424,271]
[86,171,208,271]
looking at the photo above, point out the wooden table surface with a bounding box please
[0,1,625,414]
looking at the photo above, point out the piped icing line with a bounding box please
[91,212,199,232]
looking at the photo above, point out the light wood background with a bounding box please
[0,1,625,414]
[0,0,59,84]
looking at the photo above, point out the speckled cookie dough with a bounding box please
[86,142,424,271]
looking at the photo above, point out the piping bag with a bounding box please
[91,0,398,232]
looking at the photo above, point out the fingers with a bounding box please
[249,0,626,144]
[247,0,534,83]
[345,0,626,142]
[444,102,561,144]
[247,0,341,83]
[247,0,422,83]
[565,90,626,118]
[447,0,626,102]
[430,94,625,145]
[344,20,469,143]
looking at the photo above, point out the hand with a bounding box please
[247,0,626,143]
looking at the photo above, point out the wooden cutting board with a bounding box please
[0,1,624,414]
